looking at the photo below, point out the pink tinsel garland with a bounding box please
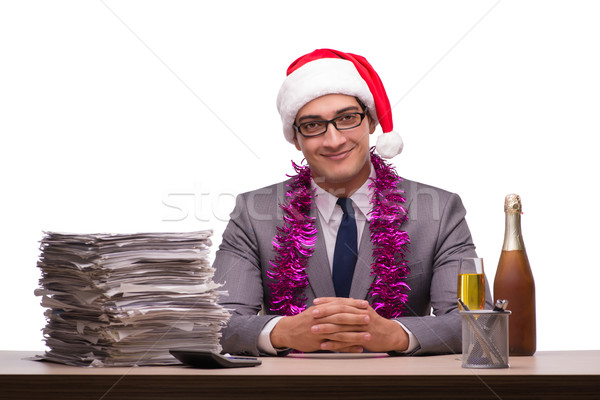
[268,148,410,318]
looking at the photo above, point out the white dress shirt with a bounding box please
[258,164,419,354]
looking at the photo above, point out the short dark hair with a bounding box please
[355,97,367,111]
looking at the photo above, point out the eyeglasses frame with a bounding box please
[293,108,369,138]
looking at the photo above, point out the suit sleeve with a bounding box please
[212,192,280,356]
[394,192,493,355]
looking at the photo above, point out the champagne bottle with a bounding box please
[494,194,536,356]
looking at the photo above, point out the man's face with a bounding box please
[293,94,375,196]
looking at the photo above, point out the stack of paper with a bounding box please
[35,231,230,367]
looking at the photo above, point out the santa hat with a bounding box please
[276,48,403,159]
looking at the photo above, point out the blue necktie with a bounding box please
[332,197,358,298]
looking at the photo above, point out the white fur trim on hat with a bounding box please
[276,58,376,143]
[376,131,404,159]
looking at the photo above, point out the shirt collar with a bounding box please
[312,163,375,223]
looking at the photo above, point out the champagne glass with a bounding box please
[457,257,485,310]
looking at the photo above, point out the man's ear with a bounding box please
[368,115,377,135]
[293,135,302,151]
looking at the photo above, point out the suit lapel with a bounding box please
[348,180,413,300]
[305,208,336,298]
[306,180,412,301]
[401,179,415,215]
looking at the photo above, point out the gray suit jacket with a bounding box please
[212,177,492,356]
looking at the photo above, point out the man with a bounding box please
[212,49,492,356]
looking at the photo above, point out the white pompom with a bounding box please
[376,131,404,159]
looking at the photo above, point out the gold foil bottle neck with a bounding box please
[504,194,522,214]
[502,194,525,251]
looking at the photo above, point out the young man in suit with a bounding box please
[212,49,492,356]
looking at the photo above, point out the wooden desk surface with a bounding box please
[2,350,599,399]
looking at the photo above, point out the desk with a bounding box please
[1,350,599,399]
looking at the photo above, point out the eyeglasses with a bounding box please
[294,109,368,137]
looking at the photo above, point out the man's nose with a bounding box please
[321,122,346,147]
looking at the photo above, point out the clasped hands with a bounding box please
[270,297,408,353]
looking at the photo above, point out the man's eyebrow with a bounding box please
[297,106,361,123]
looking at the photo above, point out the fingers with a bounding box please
[318,332,372,351]
[311,299,369,322]
[309,313,370,352]
[311,321,369,334]
[311,312,370,328]
[312,305,367,319]
[303,298,376,353]
[313,297,369,308]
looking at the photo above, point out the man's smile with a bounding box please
[322,146,355,161]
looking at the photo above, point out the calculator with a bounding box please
[169,350,262,369]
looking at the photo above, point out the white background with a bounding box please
[1,1,598,351]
